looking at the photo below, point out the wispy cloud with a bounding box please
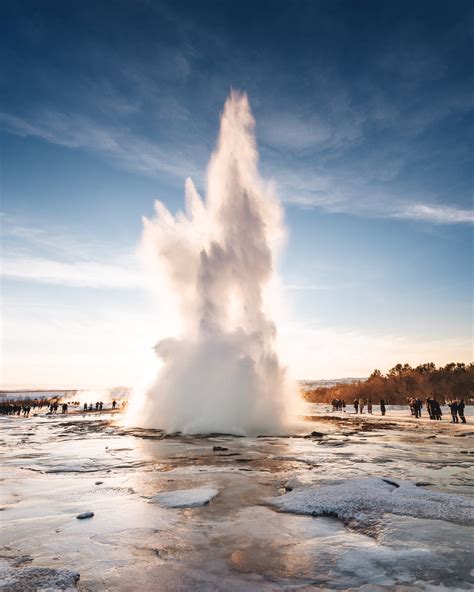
[2,217,117,259]
[0,111,201,180]
[392,203,474,225]
[272,164,474,225]
[1,218,143,289]
[2,255,142,289]
[2,89,473,227]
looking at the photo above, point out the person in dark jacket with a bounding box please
[353,399,359,414]
[432,399,442,420]
[458,399,466,424]
[426,398,434,420]
[413,398,422,418]
[448,401,459,423]
[380,399,386,416]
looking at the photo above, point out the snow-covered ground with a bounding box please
[149,486,219,508]
[0,406,472,591]
[270,477,474,526]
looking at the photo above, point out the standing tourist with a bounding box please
[458,399,466,424]
[448,400,459,423]
[426,398,434,420]
[432,399,443,420]
[413,399,422,419]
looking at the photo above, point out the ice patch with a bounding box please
[269,478,474,527]
[0,565,80,591]
[149,486,219,508]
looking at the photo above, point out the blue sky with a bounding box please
[1,0,473,387]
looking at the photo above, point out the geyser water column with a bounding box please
[127,91,300,435]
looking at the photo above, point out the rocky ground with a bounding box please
[0,407,473,591]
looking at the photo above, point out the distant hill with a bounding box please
[299,378,366,389]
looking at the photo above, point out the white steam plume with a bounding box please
[126,91,300,435]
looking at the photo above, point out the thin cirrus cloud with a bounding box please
[1,218,143,290]
[276,177,474,225]
[2,107,473,226]
[392,203,474,225]
[270,160,474,226]
[2,255,143,289]
[0,111,201,181]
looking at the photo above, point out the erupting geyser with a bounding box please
[127,91,299,434]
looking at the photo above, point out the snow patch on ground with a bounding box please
[0,565,80,591]
[269,478,474,527]
[149,486,219,508]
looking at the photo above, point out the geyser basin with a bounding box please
[126,92,300,435]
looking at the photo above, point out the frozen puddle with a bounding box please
[149,486,219,508]
[269,477,474,528]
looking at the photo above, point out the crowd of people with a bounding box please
[81,399,120,412]
[408,397,466,423]
[0,402,32,416]
[0,397,123,417]
[331,399,346,411]
[83,401,104,412]
[0,398,53,416]
[331,398,382,415]
[328,396,468,423]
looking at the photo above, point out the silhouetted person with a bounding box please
[380,399,386,416]
[99,401,103,411]
[62,403,68,414]
[83,402,87,412]
[353,399,359,414]
[413,399,422,419]
[88,403,93,412]
[458,399,466,424]
[432,399,442,420]
[449,401,459,423]
[367,399,373,414]
[112,400,117,410]
[426,398,434,420]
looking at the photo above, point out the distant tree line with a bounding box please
[303,362,474,405]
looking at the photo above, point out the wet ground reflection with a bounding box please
[0,411,473,590]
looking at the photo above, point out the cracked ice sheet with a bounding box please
[269,478,474,527]
[149,486,219,508]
